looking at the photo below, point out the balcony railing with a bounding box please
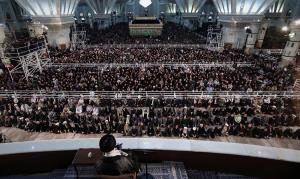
[0,90,298,99]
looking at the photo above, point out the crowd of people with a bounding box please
[1,62,293,92]
[87,22,206,44]
[0,96,299,139]
[50,48,255,64]
[0,46,294,92]
[0,22,298,142]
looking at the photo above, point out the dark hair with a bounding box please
[99,134,116,153]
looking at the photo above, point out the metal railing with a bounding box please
[44,62,253,68]
[4,39,48,57]
[1,90,298,99]
[87,44,207,49]
[255,49,300,56]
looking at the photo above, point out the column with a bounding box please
[257,21,269,48]
[0,24,5,44]
[198,16,205,28]
[0,24,5,65]
[0,24,10,66]
[281,23,300,67]
[244,23,259,54]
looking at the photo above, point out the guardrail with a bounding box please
[4,38,47,57]
[255,49,300,55]
[0,90,298,99]
[87,43,207,49]
[44,62,253,68]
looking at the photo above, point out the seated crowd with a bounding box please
[0,22,298,143]
[1,63,294,92]
[50,48,256,64]
[0,96,299,139]
[87,22,206,44]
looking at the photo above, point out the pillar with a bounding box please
[244,23,259,54]
[281,23,300,67]
[0,24,5,65]
[199,16,205,28]
[0,24,5,44]
[0,24,10,66]
[257,21,269,48]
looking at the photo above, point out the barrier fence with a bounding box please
[44,62,253,68]
[87,44,207,49]
[0,90,299,99]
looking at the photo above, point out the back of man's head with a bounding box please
[99,134,116,153]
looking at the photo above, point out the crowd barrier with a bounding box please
[0,138,300,163]
[0,90,298,99]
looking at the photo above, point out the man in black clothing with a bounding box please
[95,134,139,176]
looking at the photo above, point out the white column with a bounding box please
[88,18,93,29]
[199,16,205,28]
[0,24,5,65]
[0,24,9,66]
[257,22,269,48]
[221,22,247,49]
[245,23,260,54]
[0,24,5,44]
[281,23,300,67]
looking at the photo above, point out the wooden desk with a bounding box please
[72,148,103,178]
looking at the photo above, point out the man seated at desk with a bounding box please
[95,134,139,176]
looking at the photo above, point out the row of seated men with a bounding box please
[0,64,293,92]
[0,97,299,139]
[50,48,256,63]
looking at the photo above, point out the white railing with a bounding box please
[87,44,207,49]
[4,38,47,57]
[0,90,298,99]
[255,49,300,56]
[294,79,300,91]
[44,62,253,68]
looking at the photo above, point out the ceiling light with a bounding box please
[139,0,152,8]
[281,26,288,32]
[289,32,295,38]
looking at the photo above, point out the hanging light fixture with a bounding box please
[139,0,152,8]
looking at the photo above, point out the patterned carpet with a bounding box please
[63,161,188,179]
[139,161,188,179]
[187,170,260,179]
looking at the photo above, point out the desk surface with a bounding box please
[72,148,102,166]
